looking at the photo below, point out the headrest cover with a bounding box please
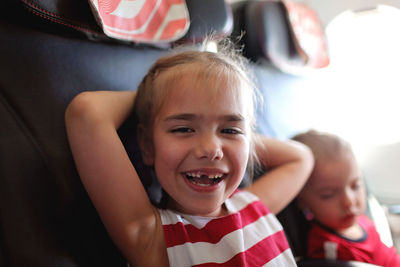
[88,0,191,44]
[16,0,232,45]
[283,0,330,69]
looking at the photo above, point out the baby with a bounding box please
[292,130,400,266]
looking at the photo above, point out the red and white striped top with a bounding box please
[159,190,296,267]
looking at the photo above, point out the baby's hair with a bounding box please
[291,130,352,163]
[134,38,261,182]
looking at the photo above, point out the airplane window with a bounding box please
[291,5,400,203]
[324,5,400,149]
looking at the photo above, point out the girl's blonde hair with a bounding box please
[134,40,261,181]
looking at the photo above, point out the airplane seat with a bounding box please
[0,0,232,266]
[230,0,303,67]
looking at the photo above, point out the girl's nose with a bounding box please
[195,134,223,161]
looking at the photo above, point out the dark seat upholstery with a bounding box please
[0,9,164,267]
[0,0,231,266]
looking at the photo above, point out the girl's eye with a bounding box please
[221,128,242,135]
[171,127,194,133]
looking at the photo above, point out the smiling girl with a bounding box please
[65,43,313,266]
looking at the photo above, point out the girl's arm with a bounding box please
[65,91,166,265]
[246,135,314,214]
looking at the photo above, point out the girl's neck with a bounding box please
[168,201,229,218]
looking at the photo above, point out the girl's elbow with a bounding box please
[65,92,100,125]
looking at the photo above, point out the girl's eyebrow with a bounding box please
[164,113,245,122]
[164,113,195,121]
[225,114,245,122]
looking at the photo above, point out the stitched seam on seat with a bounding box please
[21,0,103,35]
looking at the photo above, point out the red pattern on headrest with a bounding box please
[89,0,190,43]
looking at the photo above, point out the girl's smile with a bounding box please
[182,168,227,192]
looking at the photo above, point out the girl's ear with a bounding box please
[137,124,154,166]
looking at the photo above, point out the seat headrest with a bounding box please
[232,0,329,72]
[245,0,302,66]
[10,0,232,46]
[181,0,233,43]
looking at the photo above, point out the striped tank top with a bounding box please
[159,190,296,266]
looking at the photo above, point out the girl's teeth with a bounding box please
[192,181,210,186]
[187,173,223,179]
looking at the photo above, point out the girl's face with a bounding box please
[298,151,366,230]
[145,67,251,217]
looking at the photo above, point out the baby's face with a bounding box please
[298,151,366,230]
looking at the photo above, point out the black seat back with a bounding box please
[0,1,231,266]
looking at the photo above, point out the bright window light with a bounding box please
[286,5,400,202]
[296,5,400,160]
